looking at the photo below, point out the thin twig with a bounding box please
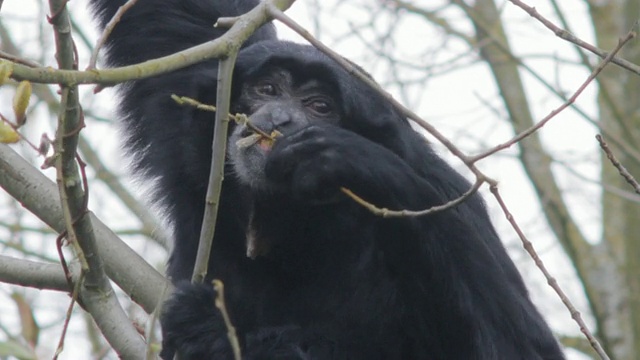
[212,280,241,360]
[171,95,275,140]
[145,282,171,360]
[0,113,48,155]
[88,0,142,69]
[508,0,640,76]
[48,0,146,356]
[190,53,239,285]
[339,180,482,217]
[597,135,640,194]
[472,29,637,163]
[53,272,85,360]
[0,50,41,67]
[490,186,610,360]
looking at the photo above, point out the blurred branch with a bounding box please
[0,255,71,291]
[546,0,636,159]
[509,0,640,76]
[394,1,640,166]
[463,0,593,280]
[0,18,169,248]
[89,0,142,69]
[48,0,146,356]
[0,21,42,67]
[472,31,636,162]
[464,1,635,358]
[560,335,598,359]
[390,1,475,44]
[0,143,169,314]
[597,135,640,194]
[78,136,170,248]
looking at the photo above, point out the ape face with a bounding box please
[228,67,342,190]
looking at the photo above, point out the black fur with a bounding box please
[89,0,565,359]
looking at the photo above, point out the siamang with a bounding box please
[90,0,566,359]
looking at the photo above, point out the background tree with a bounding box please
[0,0,638,359]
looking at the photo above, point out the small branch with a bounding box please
[215,16,240,28]
[0,50,41,68]
[212,280,241,360]
[88,0,142,69]
[49,0,90,273]
[339,180,482,217]
[0,255,71,291]
[508,0,640,76]
[0,143,169,314]
[77,136,170,249]
[397,0,640,167]
[8,0,295,87]
[471,29,637,163]
[145,282,171,360]
[191,53,239,285]
[490,186,610,360]
[560,335,598,359]
[48,0,147,356]
[597,135,640,194]
[53,272,84,360]
[171,95,275,140]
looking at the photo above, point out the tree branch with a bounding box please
[0,255,71,292]
[0,143,169,314]
[8,0,295,87]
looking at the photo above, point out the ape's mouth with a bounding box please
[235,130,281,152]
[258,137,274,151]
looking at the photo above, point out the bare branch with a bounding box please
[339,181,483,217]
[0,143,169,314]
[48,0,146,356]
[597,135,640,194]
[8,0,295,86]
[88,0,142,69]
[0,255,71,291]
[472,30,637,162]
[490,186,610,360]
[213,280,241,360]
[508,0,640,76]
[191,54,239,285]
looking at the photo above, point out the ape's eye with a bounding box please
[255,83,277,96]
[307,99,333,115]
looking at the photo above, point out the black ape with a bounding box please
[90,0,565,359]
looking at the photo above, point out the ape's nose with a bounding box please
[243,101,309,138]
[270,107,292,127]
